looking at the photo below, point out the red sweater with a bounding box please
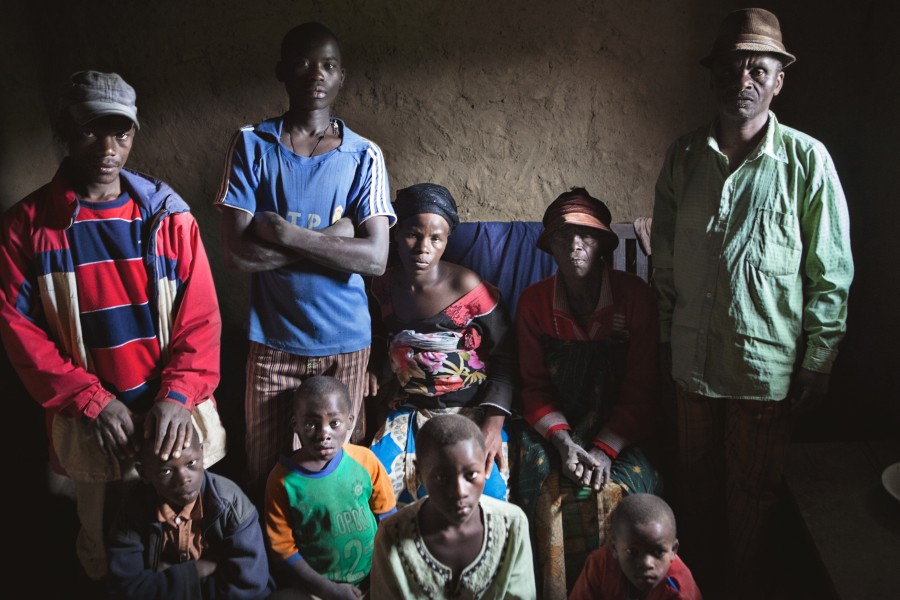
[0,164,221,422]
[515,267,659,453]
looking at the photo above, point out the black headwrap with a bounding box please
[393,183,460,231]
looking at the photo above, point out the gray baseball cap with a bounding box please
[59,71,140,129]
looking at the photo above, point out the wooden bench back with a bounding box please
[610,223,652,284]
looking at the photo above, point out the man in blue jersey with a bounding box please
[216,22,395,505]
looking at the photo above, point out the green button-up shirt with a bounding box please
[651,112,853,400]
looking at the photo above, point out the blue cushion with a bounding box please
[443,221,557,316]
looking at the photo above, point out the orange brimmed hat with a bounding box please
[700,8,796,68]
[537,188,619,254]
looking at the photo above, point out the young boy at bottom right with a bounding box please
[568,493,702,600]
[369,413,536,599]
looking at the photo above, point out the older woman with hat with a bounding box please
[367,183,517,505]
[514,187,662,599]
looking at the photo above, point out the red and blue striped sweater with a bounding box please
[0,162,222,470]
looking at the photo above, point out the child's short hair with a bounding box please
[416,414,486,462]
[293,375,352,413]
[610,493,677,537]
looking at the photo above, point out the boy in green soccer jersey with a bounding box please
[264,376,396,599]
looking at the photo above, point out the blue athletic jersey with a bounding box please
[218,117,395,355]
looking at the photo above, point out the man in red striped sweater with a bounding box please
[0,71,226,581]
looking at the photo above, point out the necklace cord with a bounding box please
[289,119,337,157]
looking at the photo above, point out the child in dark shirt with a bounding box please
[107,426,273,599]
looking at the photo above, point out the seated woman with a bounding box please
[368,183,517,505]
[515,187,662,600]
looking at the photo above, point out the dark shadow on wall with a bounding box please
[769,0,900,440]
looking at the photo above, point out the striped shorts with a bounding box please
[243,341,370,493]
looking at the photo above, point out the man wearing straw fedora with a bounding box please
[651,8,853,596]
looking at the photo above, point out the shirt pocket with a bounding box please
[745,208,801,276]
